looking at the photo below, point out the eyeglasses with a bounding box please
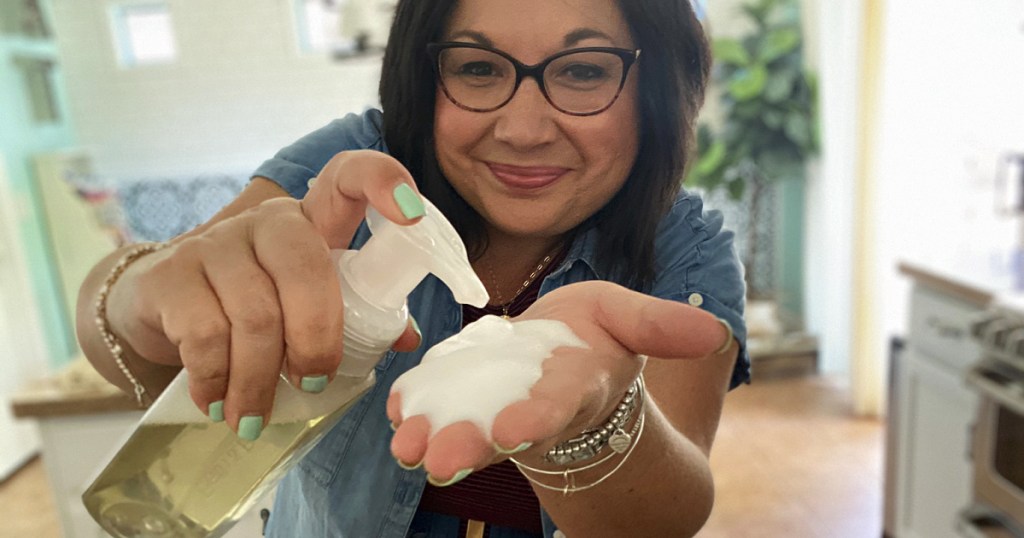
[426,42,641,117]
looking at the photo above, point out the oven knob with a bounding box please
[971,314,1003,340]
[1009,328,1024,358]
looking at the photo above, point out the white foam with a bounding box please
[392,315,588,440]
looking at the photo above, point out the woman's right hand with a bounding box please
[102,150,424,437]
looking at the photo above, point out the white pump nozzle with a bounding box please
[343,197,489,311]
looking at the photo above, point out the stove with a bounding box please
[958,309,1024,537]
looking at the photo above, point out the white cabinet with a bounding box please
[893,284,983,538]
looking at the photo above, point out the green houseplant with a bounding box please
[687,0,819,300]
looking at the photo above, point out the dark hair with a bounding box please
[379,0,711,291]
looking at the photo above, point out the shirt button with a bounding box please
[687,292,704,307]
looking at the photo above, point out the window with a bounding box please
[295,0,357,56]
[0,0,51,38]
[13,56,60,123]
[110,2,177,67]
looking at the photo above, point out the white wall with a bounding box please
[804,0,861,377]
[0,153,49,479]
[872,0,1024,348]
[48,0,382,179]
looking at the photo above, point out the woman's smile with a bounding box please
[485,162,570,192]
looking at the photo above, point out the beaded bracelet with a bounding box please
[512,375,646,496]
[542,375,643,465]
[94,242,168,407]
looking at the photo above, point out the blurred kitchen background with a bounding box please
[1,0,1023,536]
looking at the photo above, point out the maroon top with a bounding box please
[416,251,566,533]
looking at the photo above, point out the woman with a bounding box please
[77,0,749,536]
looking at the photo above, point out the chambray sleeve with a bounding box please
[251,108,387,199]
[651,192,750,389]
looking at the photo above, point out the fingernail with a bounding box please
[494,441,532,455]
[238,415,264,441]
[389,421,399,431]
[427,468,473,487]
[411,317,422,343]
[393,183,425,219]
[714,317,734,355]
[208,400,224,423]
[396,458,422,471]
[301,375,329,393]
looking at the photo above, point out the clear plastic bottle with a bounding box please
[82,197,488,538]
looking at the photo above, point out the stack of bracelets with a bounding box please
[512,373,646,496]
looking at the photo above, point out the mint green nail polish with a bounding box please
[428,468,473,487]
[238,416,263,441]
[396,458,422,471]
[208,400,224,423]
[301,375,329,393]
[393,183,425,219]
[494,441,532,455]
[411,317,422,340]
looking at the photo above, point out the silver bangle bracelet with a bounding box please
[512,375,647,496]
[543,374,644,465]
[94,242,167,407]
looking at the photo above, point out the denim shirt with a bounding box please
[253,109,750,538]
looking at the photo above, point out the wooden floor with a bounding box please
[0,375,882,537]
[701,375,884,537]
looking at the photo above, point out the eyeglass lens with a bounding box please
[437,48,626,114]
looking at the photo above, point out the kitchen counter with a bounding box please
[10,357,140,419]
[898,259,1024,314]
[897,261,995,308]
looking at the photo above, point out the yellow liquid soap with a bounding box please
[82,394,364,538]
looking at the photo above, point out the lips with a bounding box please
[487,162,569,190]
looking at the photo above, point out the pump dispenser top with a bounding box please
[333,196,489,378]
[346,201,489,311]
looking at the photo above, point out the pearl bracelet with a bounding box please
[94,242,168,407]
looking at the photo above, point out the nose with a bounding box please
[492,78,558,151]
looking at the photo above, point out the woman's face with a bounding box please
[433,0,640,242]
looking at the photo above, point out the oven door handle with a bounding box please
[965,368,1024,417]
[958,503,1024,538]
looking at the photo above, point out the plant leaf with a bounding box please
[784,112,810,147]
[760,28,800,62]
[695,140,727,177]
[764,70,795,103]
[763,109,785,128]
[729,64,768,101]
[727,179,747,201]
[712,39,750,66]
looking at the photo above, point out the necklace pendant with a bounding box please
[501,314,511,320]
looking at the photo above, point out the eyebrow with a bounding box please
[563,28,614,47]
[446,27,617,49]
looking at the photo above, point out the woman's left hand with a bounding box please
[384,280,731,484]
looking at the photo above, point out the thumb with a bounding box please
[589,284,732,360]
[300,150,425,248]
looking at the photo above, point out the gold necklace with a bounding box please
[487,252,556,319]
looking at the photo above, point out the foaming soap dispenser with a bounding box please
[82,197,489,538]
